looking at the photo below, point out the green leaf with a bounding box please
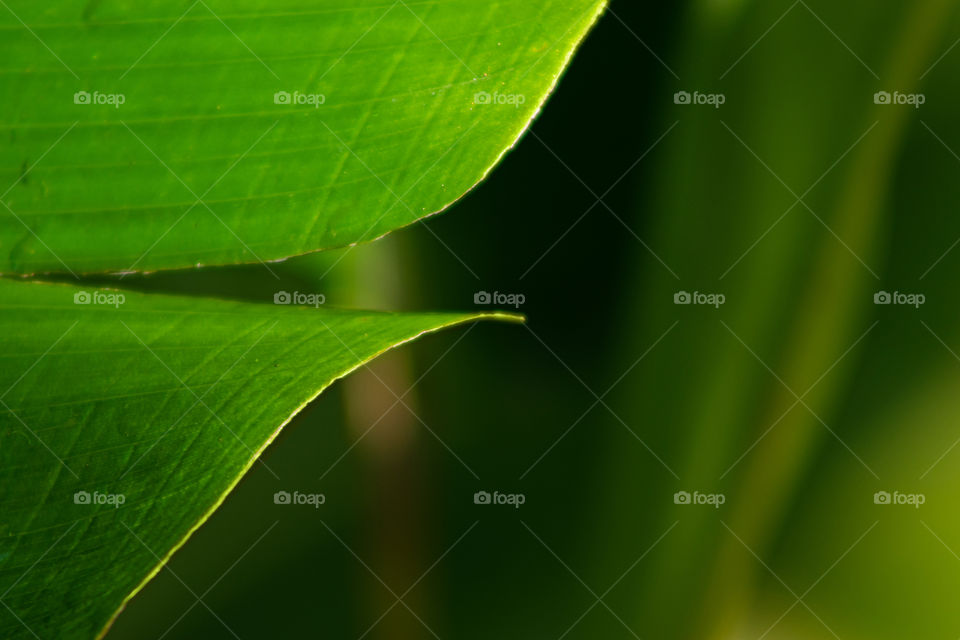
[0,0,605,275]
[0,279,519,639]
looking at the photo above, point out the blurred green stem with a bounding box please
[697,1,955,637]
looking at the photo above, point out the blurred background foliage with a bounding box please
[96,0,960,638]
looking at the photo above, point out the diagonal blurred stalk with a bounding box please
[697,1,955,636]
[589,0,956,638]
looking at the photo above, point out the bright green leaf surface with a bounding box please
[0,0,605,275]
[0,279,518,639]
